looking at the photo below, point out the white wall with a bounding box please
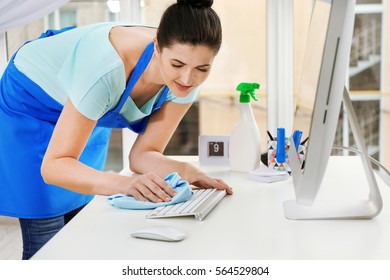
[0,32,7,75]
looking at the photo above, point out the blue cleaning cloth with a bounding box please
[107,172,193,210]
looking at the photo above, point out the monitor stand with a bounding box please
[283,86,383,220]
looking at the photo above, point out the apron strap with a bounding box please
[111,42,155,113]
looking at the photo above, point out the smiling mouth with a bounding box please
[174,81,192,91]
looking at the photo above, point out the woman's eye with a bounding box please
[172,64,182,68]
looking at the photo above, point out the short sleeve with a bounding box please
[70,67,125,120]
[56,30,126,120]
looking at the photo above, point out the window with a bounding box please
[333,3,383,164]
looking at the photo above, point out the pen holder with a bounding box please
[267,139,306,174]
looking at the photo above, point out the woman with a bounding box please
[0,0,232,259]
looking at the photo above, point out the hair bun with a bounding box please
[177,0,213,9]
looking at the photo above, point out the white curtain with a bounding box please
[0,0,70,33]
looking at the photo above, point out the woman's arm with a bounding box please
[41,99,176,202]
[129,101,233,194]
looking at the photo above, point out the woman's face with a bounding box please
[155,42,216,98]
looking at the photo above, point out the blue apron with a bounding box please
[0,27,169,219]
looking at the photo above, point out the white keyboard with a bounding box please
[146,188,226,221]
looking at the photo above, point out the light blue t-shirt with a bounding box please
[14,22,199,123]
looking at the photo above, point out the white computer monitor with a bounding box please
[284,0,383,219]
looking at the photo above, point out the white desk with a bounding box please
[32,156,390,260]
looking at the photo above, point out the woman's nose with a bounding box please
[180,68,193,85]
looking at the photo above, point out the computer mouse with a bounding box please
[131,225,186,242]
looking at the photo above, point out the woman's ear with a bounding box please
[153,38,161,58]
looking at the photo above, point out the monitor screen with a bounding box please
[283,0,374,219]
[285,0,383,220]
[293,0,332,145]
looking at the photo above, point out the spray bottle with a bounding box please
[229,82,261,172]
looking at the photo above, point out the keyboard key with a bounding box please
[146,188,226,220]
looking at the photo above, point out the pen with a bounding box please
[292,129,302,151]
[267,130,274,141]
[276,127,286,163]
[300,137,309,146]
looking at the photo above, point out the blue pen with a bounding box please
[292,129,302,152]
[276,127,286,163]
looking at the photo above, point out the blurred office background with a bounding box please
[0,0,389,259]
[2,0,389,171]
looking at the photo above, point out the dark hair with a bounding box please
[157,0,222,54]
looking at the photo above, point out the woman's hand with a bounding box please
[188,171,233,195]
[123,172,177,203]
